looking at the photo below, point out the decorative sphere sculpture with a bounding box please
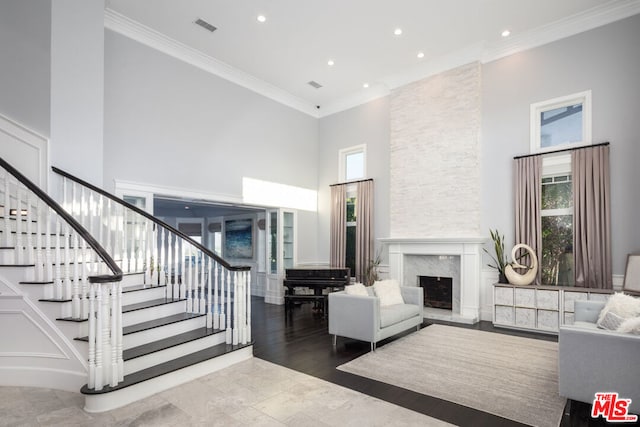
[504,243,538,286]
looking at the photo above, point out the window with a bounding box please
[530,91,591,154]
[541,155,573,286]
[339,144,366,182]
[345,196,356,276]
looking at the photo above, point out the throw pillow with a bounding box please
[596,311,625,331]
[373,279,404,307]
[617,316,640,335]
[597,292,640,324]
[345,282,368,296]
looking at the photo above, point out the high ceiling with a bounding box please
[106,0,637,116]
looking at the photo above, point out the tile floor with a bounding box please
[0,358,452,427]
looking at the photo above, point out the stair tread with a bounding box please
[123,327,223,361]
[20,280,54,284]
[122,284,166,293]
[75,312,206,341]
[122,298,185,313]
[81,341,251,395]
[39,298,72,303]
[0,264,34,267]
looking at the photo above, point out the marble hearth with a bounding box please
[379,238,485,324]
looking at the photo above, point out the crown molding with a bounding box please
[481,0,640,63]
[104,9,319,118]
[105,2,640,119]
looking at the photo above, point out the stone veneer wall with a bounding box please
[390,62,481,237]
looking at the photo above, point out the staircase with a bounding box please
[0,157,252,412]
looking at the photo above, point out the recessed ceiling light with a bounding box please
[327,59,335,66]
[363,83,369,89]
[501,29,511,37]
[394,28,403,36]
[417,51,425,59]
[184,206,190,209]
[257,15,266,23]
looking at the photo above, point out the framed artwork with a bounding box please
[623,254,640,295]
[225,219,253,259]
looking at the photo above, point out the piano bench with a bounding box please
[284,294,328,316]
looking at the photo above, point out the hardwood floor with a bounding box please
[251,297,617,427]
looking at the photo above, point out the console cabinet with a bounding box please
[493,283,612,334]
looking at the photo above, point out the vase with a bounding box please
[498,272,508,284]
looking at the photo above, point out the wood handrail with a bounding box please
[52,166,250,272]
[0,157,122,283]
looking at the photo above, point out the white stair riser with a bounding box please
[124,332,226,376]
[123,316,205,349]
[121,286,166,305]
[84,346,252,413]
[0,248,15,264]
[122,301,186,327]
[120,274,146,287]
[0,233,71,248]
[0,265,33,282]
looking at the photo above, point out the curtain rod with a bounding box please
[513,142,609,160]
[330,178,374,187]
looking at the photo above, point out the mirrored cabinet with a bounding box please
[265,209,296,304]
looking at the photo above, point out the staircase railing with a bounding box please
[0,157,123,391]
[52,167,252,346]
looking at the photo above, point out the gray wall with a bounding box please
[103,31,319,263]
[318,97,390,263]
[481,13,640,275]
[0,0,51,136]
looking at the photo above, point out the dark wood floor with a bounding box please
[250,297,623,427]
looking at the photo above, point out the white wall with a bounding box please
[0,0,51,137]
[50,0,105,187]
[318,97,391,263]
[103,30,319,263]
[481,13,640,275]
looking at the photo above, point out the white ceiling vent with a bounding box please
[307,81,323,89]
[194,18,217,33]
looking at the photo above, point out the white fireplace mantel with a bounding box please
[379,237,486,323]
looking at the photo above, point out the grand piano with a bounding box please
[283,268,350,316]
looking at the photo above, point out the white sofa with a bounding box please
[558,300,640,414]
[328,286,423,351]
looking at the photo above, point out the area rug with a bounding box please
[337,324,565,427]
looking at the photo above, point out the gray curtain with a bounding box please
[330,184,347,268]
[356,180,374,283]
[514,156,542,286]
[572,145,612,289]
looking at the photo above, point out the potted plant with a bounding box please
[364,250,382,286]
[484,229,509,283]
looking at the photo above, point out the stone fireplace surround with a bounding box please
[379,237,485,324]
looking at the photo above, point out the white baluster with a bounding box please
[185,243,192,311]
[101,283,111,388]
[81,239,90,319]
[159,227,166,286]
[174,234,180,299]
[3,172,10,246]
[72,231,80,318]
[71,182,77,220]
[45,207,53,286]
[80,186,86,228]
[199,251,205,314]
[88,282,96,389]
[206,258,213,328]
[15,186,23,264]
[105,199,112,256]
[54,218,62,300]
[116,280,124,382]
[246,270,251,343]
[25,194,34,264]
[63,222,71,300]
[168,232,173,295]
[111,282,118,387]
[226,270,232,344]
[233,271,239,345]
[98,195,103,247]
[213,262,219,330]
[122,207,127,272]
[34,199,43,281]
[94,282,103,391]
[62,177,68,213]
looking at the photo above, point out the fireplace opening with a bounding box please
[418,276,453,310]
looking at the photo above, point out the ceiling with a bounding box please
[105,0,638,116]
[154,197,262,219]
